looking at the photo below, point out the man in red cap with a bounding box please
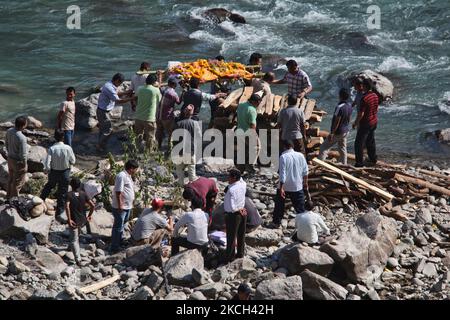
[131,198,173,248]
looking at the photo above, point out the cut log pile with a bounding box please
[213,86,329,155]
[309,158,450,221]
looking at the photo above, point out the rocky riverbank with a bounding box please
[0,105,449,300]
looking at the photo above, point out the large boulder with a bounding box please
[202,8,246,24]
[89,208,114,238]
[255,276,303,300]
[320,211,398,284]
[246,228,283,247]
[278,244,334,277]
[75,93,99,130]
[434,128,450,145]
[35,247,67,274]
[124,245,161,271]
[0,205,53,244]
[26,116,43,130]
[200,157,235,174]
[352,70,394,101]
[300,270,348,300]
[0,154,8,191]
[27,145,47,173]
[164,249,204,287]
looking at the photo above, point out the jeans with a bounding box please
[225,212,247,262]
[318,132,348,164]
[40,169,70,216]
[64,130,74,147]
[273,189,305,225]
[97,108,113,146]
[355,124,377,166]
[111,208,131,252]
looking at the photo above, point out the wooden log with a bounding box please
[79,275,120,294]
[256,95,268,114]
[318,130,329,138]
[416,168,450,182]
[273,95,282,113]
[307,137,324,149]
[304,99,316,121]
[265,93,275,116]
[308,114,322,123]
[312,158,395,201]
[379,203,408,221]
[307,127,320,137]
[221,88,243,108]
[280,94,288,110]
[238,86,254,104]
[322,176,350,188]
[312,110,328,116]
[394,173,450,197]
[299,98,308,112]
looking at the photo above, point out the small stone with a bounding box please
[0,265,8,275]
[129,286,154,300]
[387,257,399,269]
[61,266,76,277]
[165,292,187,300]
[422,263,438,278]
[438,198,448,207]
[347,294,361,300]
[8,260,30,275]
[413,278,425,286]
[0,256,8,267]
[366,289,380,300]
[414,233,428,247]
[428,232,443,243]
[189,291,207,300]
[414,208,432,225]
[212,268,228,283]
[346,284,356,293]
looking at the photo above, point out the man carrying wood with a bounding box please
[353,78,379,167]
[269,140,309,229]
[277,95,307,154]
[272,59,313,100]
[318,89,353,164]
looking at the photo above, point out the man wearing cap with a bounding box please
[156,76,181,151]
[235,93,262,174]
[131,198,174,248]
[96,73,134,150]
[173,104,202,185]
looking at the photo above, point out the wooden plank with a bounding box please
[307,137,324,149]
[256,95,268,114]
[221,88,243,108]
[79,275,120,294]
[312,110,328,116]
[272,95,282,113]
[394,173,450,197]
[238,86,254,104]
[304,99,316,120]
[299,98,308,112]
[280,94,288,110]
[265,93,275,116]
[307,127,320,137]
[308,114,322,123]
[312,158,395,201]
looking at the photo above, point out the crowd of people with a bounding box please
[2,53,381,298]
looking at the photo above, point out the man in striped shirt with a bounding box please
[353,78,379,167]
[273,60,313,99]
[41,129,76,223]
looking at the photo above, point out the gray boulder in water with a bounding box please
[351,70,394,101]
[202,8,246,24]
[434,128,450,144]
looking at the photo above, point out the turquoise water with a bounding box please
[0,0,449,158]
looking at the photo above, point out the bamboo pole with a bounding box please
[394,173,450,197]
[78,275,120,294]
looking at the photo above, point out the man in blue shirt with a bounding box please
[318,89,353,164]
[269,140,309,229]
[96,73,134,150]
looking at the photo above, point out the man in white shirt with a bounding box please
[270,140,309,229]
[172,195,209,256]
[224,169,247,262]
[294,202,330,244]
[40,129,76,224]
[110,160,139,253]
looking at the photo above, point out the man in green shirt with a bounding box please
[235,94,261,174]
[134,74,162,151]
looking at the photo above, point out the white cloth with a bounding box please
[112,170,135,210]
[45,142,76,171]
[279,149,308,192]
[224,178,247,213]
[174,208,209,245]
[295,211,330,244]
